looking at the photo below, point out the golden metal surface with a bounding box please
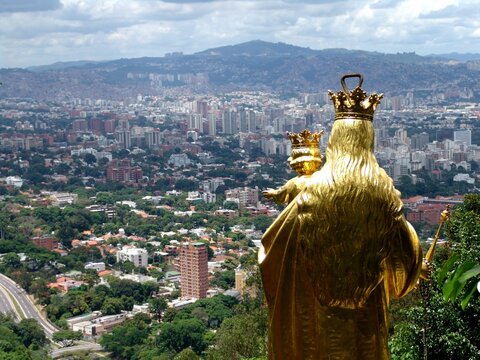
[420,205,450,280]
[260,74,422,359]
[263,130,324,204]
[425,206,450,263]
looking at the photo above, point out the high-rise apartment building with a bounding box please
[72,119,88,132]
[188,114,203,133]
[106,159,143,183]
[115,119,131,149]
[239,109,248,133]
[411,132,430,150]
[222,109,238,135]
[225,187,259,209]
[180,243,208,299]
[117,246,148,268]
[454,129,472,146]
[207,114,217,136]
[145,128,161,148]
[104,118,117,134]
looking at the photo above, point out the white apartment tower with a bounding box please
[117,246,148,268]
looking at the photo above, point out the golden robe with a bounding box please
[259,119,423,360]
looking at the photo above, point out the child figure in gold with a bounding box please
[263,129,324,204]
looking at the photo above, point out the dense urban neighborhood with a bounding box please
[1,42,480,359]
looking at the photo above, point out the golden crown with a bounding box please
[287,129,324,148]
[328,74,383,121]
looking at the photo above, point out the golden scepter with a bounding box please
[418,206,450,360]
[421,205,450,280]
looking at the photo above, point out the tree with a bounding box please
[175,179,198,191]
[53,330,83,347]
[1,252,22,270]
[84,153,97,165]
[174,347,200,360]
[100,322,149,359]
[157,318,207,355]
[96,192,114,205]
[210,270,235,290]
[190,307,208,325]
[82,269,100,287]
[389,195,480,359]
[15,318,47,348]
[163,307,178,323]
[207,311,267,360]
[223,201,238,210]
[0,325,31,358]
[101,297,123,315]
[149,297,168,320]
[56,224,77,248]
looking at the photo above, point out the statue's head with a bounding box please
[326,74,382,157]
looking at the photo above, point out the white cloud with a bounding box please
[0,0,479,68]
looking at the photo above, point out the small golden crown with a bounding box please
[287,129,324,148]
[328,73,383,121]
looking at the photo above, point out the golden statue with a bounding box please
[263,129,324,204]
[259,74,424,359]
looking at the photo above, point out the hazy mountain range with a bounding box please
[1,40,479,100]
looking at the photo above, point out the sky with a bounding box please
[1,0,479,68]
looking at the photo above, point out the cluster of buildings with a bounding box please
[1,88,478,340]
[375,126,479,182]
[404,195,464,225]
[1,91,479,194]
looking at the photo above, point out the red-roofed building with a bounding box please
[407,203,447,225]
[402,196,426,209]
[48,277,86,293]
[31,236,58,251]
[98,270,113,277]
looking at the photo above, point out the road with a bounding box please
[0,273,105,356]
[50,344,103,359]
[0,283,21,320]
[0,273,59,338]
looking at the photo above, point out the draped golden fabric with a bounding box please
[259,119,422,360]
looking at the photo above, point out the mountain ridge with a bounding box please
[1,40,479,100]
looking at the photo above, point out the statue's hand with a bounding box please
[263,189,277,199]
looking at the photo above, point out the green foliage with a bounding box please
[389,321,421,360]
[149,297,168,320]
[101,297,124,315]
[210,270,235,290]
[175,179,198,191]
[223,201,238,210]
[438,252,480,310]
[108,278,158,303]
[175,295,238,329]
[0,314,46,358]
[390,194,480,359]
[174,347,200,360]
[156,318,207,355]
[16,318,47,348]
[53,329,83,347]
[1,253,22,269]
[100,321,149,359]
[463,193,480,214]
[206,310,267,360]
[441,258,480,310]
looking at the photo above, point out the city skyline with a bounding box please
[1,0,479,69]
